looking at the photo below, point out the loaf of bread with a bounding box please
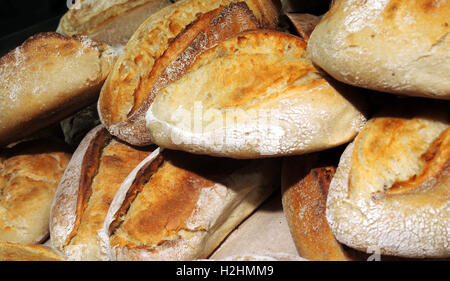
[146,29,368,158]
[282,152,368,261]
[99,148,280,260]
[57,0,175,47]
[0,140,71,244]
[0,32,116,147]
[50,125,155,261]
[307,0,450,99]
[99,0,279,146]
[0,242,66,261]
[99,0,277,145]
[327,100,450,258]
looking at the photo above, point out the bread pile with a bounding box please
[0,0,448,261]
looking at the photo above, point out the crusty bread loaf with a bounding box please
[0,140,71,244]
[99,148,280,261]
[307,0,450,99]
[146,29,368,158]
[50,125,154,261]
[281,152,369,261]
[0,242,66,261]
[327,100,450,258]
[57,0,175,47]
[286,13,321,41]
[98,0,279,146]
[0,32,116,147]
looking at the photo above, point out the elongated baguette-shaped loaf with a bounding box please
[99,148,280,260]
[57,0,175,47]
[50,125,155,261]
[99,0,280,146]
[0,32,116,147]
[146,30,368,158]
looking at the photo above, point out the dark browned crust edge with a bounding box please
[63,128,113,246]
[281,152,363,261]
[375,127,450,198]
[108,153,165,237]
[102,2,261,146]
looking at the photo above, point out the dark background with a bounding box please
[0,0,68,37]
[0,0,69,55]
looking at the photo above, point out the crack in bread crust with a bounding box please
[99,0,279,145]
[51,126,154,261]
[147,29,367,158]
[327,103,450,258]
[108,153,165,237]
[377,128,450,197]
[63,129,112,247]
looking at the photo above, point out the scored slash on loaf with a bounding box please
[99,0,280,146]
[50,125,155,261]
[146,29,368,158]
[100,148,280,261]
[327,100,450,258]
[1,0,448,262]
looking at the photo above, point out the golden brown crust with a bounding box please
[50,126,154,260]
[0,242,66,261]
[308,0,450,98]
[327,100,450,258]
[0,32,116,147]
[63,129,112,247]
[147,29,367,158]
[128,2,260,117]
[109,152,214,247]
[99,0,279,145]
[0,139,71,244]
[102,149,279,260]
[107,153,164,235]
[109,150,248,247]
[377,128,449,197]
[282,153,357,261]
